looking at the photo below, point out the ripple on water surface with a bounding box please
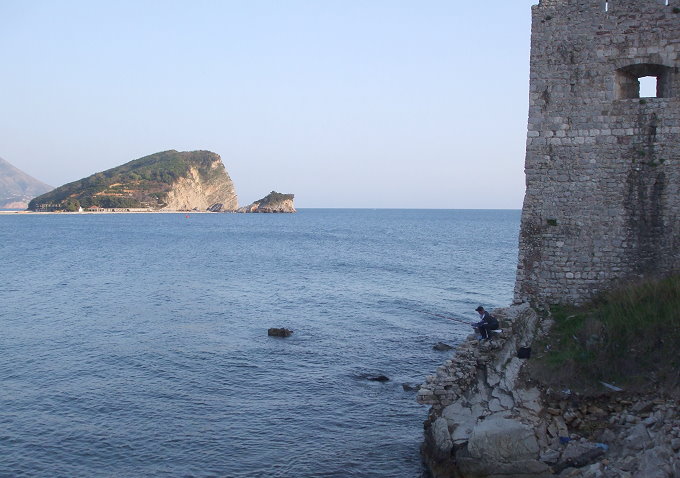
[0,210,520,477]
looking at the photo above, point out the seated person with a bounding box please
[473,306,499,340]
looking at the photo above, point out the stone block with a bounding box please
[431,417,453,461]
[467,416,540,462]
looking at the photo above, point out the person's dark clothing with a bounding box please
[474,311,499,340]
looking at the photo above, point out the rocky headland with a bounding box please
[27,150,238,212]
[236,191,296,213]
[417,304,680,478]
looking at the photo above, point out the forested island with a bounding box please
[28,150,238,212]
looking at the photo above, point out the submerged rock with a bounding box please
[433,342,453,351]
[366,375,390,382]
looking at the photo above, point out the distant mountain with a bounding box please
[28,150,238,212]
[0,157,53,209]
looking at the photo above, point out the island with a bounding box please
[27,150,238,212]
[236,191,296,213]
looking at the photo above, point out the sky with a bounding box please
[1,0,539,208]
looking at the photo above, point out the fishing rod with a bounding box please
[400,306,473,326]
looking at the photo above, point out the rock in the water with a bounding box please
[237,191,296,213]
[268,328,293,337]
[367,375,390,382]
[402,383,421,392]
[433,342,453,351]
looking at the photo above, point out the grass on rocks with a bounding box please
[530,274,680,395]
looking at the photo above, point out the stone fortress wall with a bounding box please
[418,4,680,476]
[515,0,680,305]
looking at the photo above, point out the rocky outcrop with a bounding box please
[164,164,237,211]
[417,305,680,478]
[418,304,549,478]
[0,156,52,208]
[207,203,226,212]
[28,150,237,212]
[237,191,296,213]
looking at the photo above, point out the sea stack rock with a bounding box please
[28,150,238,212]
[237,191,296,213]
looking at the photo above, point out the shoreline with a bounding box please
[418,304,680,478]
[0,210,221,215]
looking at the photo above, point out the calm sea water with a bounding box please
[0,209,520,478]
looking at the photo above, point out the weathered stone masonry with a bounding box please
[515,0,680,306]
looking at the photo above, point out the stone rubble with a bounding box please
[417,304,680,478]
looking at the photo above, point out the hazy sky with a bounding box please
[2,1,539,208]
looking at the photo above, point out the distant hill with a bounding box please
[0,157,53,208]
[28,150,238,212]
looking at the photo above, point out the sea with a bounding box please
[0,209,520,478]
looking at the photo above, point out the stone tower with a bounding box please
[515,0,680,305]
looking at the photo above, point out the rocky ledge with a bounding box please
[417,304,680,478]
[237,191,296,213]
